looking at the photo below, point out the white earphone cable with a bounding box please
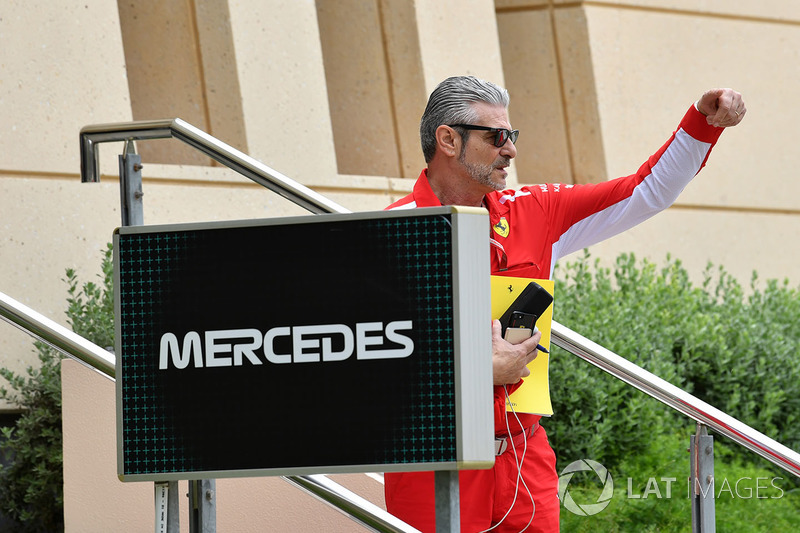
[477,386,535,533]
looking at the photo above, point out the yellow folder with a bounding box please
[490,276,554,416]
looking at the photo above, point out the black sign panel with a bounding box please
[115,207,489,480]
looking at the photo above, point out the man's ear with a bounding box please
[435,125,460,158]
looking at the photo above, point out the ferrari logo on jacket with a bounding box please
[493,217,509,238]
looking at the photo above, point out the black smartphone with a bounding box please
[504,311,535,343]
[498,281,554,338]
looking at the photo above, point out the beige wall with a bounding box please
[116,0,248,166]
[1,0,131,393]
[1,0,799,529]
[316,0,407,178]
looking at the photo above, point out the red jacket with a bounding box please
[387,104,723,434]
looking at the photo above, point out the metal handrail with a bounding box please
[0,291,115,378]
[80,119,349,215]
[551,322,800,478]
[283,475,420,533]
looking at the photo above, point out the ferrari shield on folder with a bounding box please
[114,206,492,481]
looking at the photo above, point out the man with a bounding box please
[384,76,745,532]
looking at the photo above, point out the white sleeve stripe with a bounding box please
[551,128,712,265]
[388,201,417,210]
[498,189,532,204]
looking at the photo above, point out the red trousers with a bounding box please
[384,425,560,532]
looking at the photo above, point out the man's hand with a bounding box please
[697,88,746,128]
[491,319,542,386]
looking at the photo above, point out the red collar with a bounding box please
[411,169,443,207]
[413,169,512,216]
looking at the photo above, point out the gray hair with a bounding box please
[420,76,510,163]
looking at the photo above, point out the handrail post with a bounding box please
[119,140,144,227]
[691,423,715,532]
[188,479,216,533]
[116,140,190,531]
[434,471,459,532]
[111,138,215,532]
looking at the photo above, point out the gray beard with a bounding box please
[459,151,508,191]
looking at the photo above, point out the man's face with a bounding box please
[457,102,517,192]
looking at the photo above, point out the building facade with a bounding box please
[1,1,798,529]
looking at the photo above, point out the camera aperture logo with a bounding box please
[558,459,614,516]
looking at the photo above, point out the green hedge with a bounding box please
[559,430,799,532]
[548,251,800,466]
[0,344,63,532]
[548,252,800,530]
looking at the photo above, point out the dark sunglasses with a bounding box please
[448,124,519,147]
